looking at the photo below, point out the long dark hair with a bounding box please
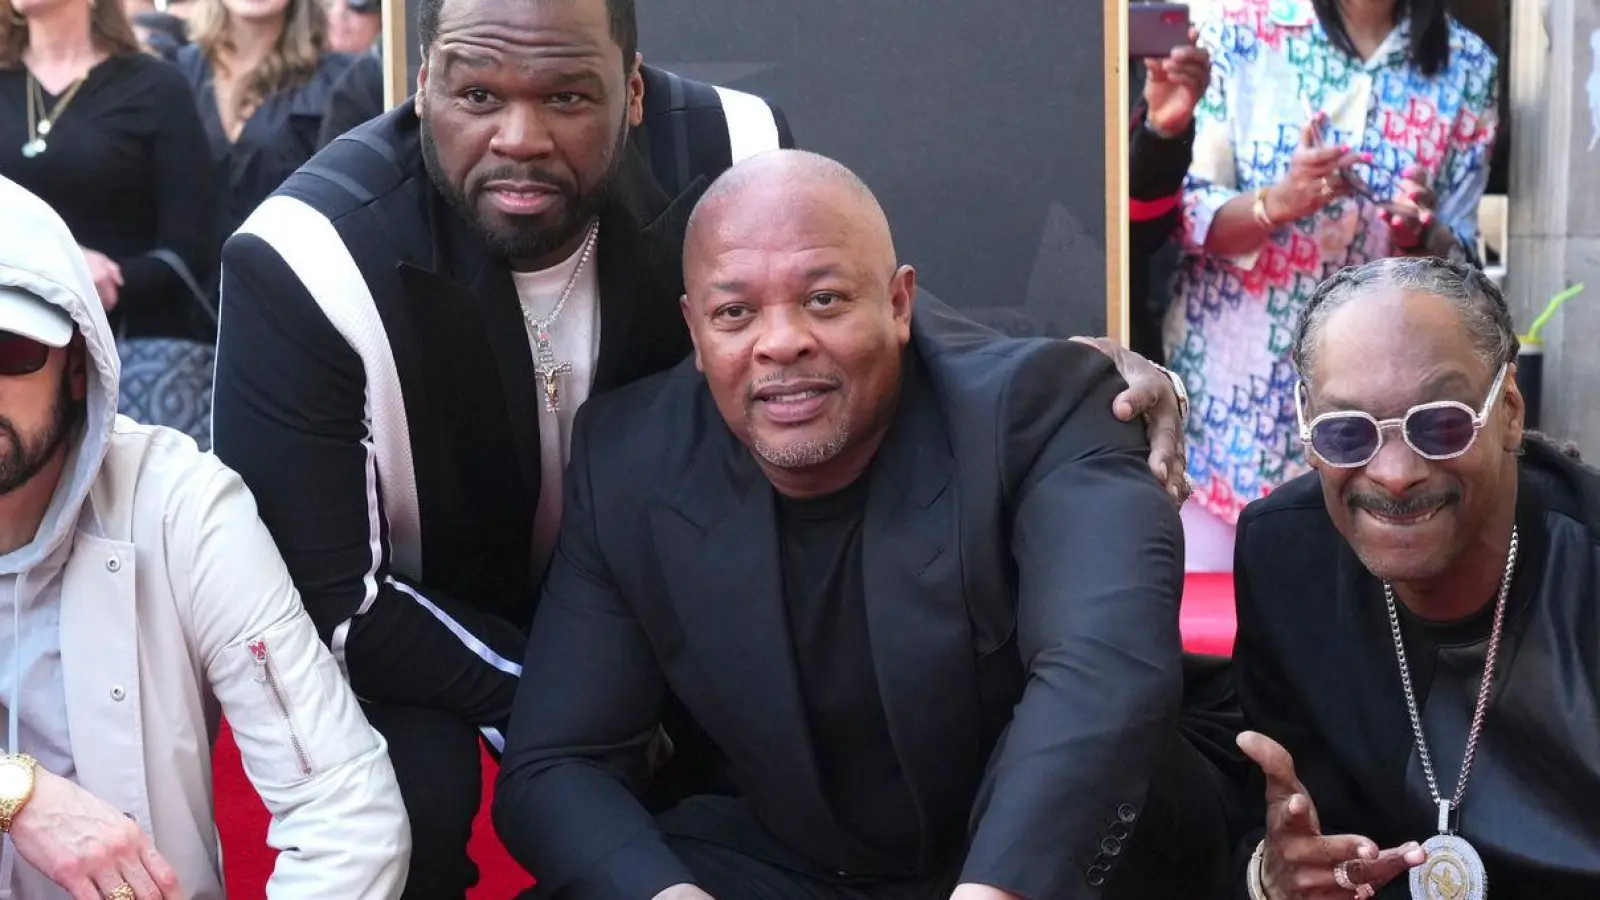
[1313,0,1451,77]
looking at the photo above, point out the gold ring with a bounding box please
[106,884,135,900]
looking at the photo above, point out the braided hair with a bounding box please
[1290,257,1519,392]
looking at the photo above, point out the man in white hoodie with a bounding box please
[0,177,410,898]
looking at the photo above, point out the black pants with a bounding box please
[532,723,1235,900]
[364,703,484,900]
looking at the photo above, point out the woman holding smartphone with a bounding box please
[1162,0,1499,561]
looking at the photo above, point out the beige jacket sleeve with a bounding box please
[175,463,411,898]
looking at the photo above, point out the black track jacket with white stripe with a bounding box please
[211,77,789,747]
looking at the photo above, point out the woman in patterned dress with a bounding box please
[1164,0,1499,558]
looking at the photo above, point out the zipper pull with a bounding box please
[248,639,268,681]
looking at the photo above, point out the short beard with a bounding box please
[0,366,78,497]
[745,377,853,470]
[751,429,853,470]
[421,111,631,265]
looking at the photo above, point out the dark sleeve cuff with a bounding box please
[1130,115,1196,202]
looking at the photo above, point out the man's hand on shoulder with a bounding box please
[951,884,1023,900]
[1069,336,1191,504]
[11,767,181,898]
[652,884,716,900]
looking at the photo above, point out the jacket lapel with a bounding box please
[859,357,981,856]
[646,408,839,838]
[593,156,703,393]
[397,196,542,509]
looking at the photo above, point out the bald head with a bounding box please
[677,149,916,498]
[683,150,897,299]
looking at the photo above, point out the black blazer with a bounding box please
[493,299,1187,900]
[211,101,738,732]
[1233,440,1600,898]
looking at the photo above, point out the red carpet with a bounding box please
[214,574,1236,895]
[212,728,532,897]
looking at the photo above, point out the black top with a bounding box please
[175,45,350,250]
[1233,442,1600,899]
[315,48,383,150]
[776,476,921,867]
[0,53,216,340]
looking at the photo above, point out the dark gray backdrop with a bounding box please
[401,2,1112,336]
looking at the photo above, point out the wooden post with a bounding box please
[1106,0,1131,345]
[380,0,409,109]
[1505,0,1600,447]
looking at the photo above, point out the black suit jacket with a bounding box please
[211,102,736,735]
[1233,440,1600,898]
[493,299,1187,899]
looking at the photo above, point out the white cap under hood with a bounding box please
[0,175,121,575]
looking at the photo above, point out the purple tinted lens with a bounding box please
[1311,416,1379,465]
[1406,406,1477,457]
[0,333,48,376]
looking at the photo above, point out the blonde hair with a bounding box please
[191,0,326,120]
[0,0,142,68]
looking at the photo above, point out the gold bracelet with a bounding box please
[1251,188,1278,232]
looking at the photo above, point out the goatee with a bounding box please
[422,113,631,266]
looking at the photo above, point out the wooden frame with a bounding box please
[381,0,407,109]
[1105,0,1131,345]
[379,0,1133,344]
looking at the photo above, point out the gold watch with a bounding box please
[0,754,38,833]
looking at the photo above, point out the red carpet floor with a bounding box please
[213,574,1236,896]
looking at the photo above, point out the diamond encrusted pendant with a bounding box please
[1410,833,1486,900]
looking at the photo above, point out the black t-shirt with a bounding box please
[0,54,217,339]
[776,477,921,868]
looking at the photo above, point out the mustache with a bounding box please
[470,165,574,196]
[1348,488,1461,517]
[744,370,844,404]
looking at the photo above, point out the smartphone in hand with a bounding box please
[1129,3,1191,59]
[1305,103,1384,202]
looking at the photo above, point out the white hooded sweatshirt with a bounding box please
[0,178,409,896]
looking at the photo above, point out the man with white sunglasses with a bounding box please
[1224,256,1600,900]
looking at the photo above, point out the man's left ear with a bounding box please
[627,52,645,127]
[1502,364,1526,452]
[890,264,916,343]
[414,54,429,117]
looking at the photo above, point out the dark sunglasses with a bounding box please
[0,331,51,377]
[1296,363,1509,468]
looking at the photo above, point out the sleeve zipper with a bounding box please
[249,638,315,777]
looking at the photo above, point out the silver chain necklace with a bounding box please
[1384,526,1517,900]
[519,220,599,413]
